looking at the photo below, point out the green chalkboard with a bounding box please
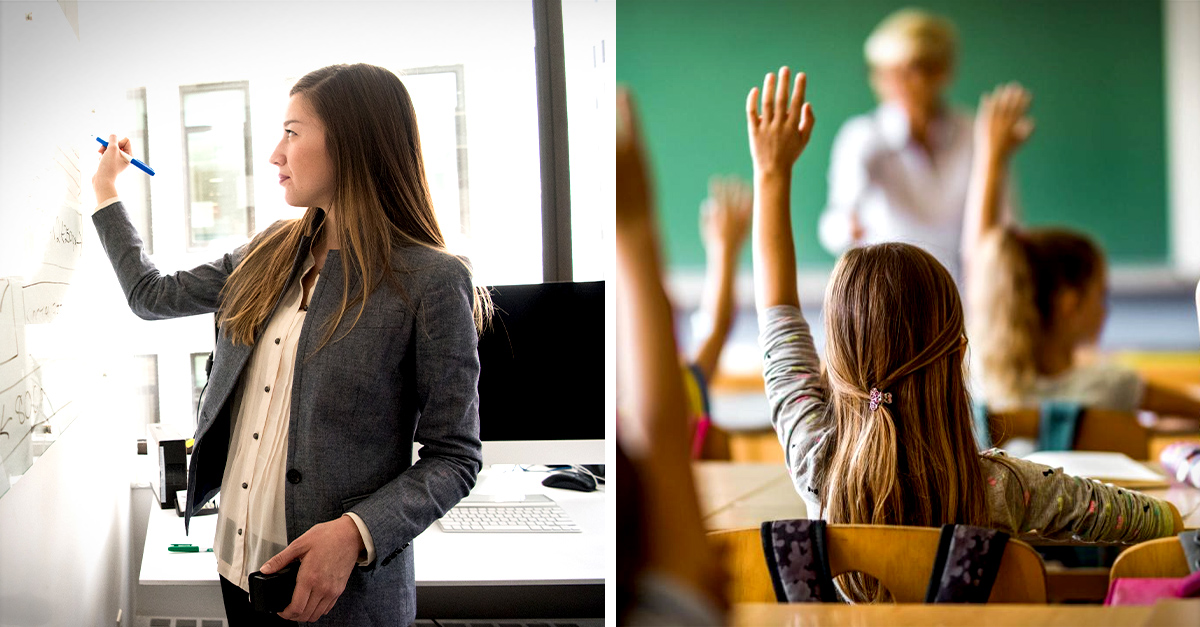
[618,0,1167,270]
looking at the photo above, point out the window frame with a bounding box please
[402,64,472,236]
[533,0,574,282]
[179,80,256,251]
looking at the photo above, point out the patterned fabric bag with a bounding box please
[924,524,1011,603]
[760,519,837,602]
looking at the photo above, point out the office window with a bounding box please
[402,66,470,239]
[109,354,160,426]
[121,87,153,253]
[562,0,615,282]
[181,82,254,250]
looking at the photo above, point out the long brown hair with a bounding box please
[820,243,988,602]
[969,227,1103,406]
[218,63,491,349]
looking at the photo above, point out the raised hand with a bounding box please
[617,87,653,232]
[747,66,816,175]
[964,83,1033,260]
[700,175,753,258]
[976,82,1034,163]
[92,134,132,201]
[747,66,816,311]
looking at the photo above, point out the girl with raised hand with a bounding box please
[693,175,752,385]
[965,84,1200,419]
[748,67,1183,603]
[683,175,753,457]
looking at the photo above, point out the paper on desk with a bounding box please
[1022,451,1167,486]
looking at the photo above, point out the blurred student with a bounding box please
[685,176,752,457]
[817,8,1016,282]
[965,84,1200,419]
[617,87,725,625]
[748,66,1183,603]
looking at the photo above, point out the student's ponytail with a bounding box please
[821,243,988,603]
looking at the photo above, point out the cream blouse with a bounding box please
[214,252,376,591]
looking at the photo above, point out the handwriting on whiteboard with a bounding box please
[0,140,84,480]
[22,144,81,326]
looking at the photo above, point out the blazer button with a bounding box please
[287,469,302,484]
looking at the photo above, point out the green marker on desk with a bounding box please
[168,543,213,553]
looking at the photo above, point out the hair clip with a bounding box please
[869,387,892,411]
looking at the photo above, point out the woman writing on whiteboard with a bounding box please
[92,63,489,625]
[817,8,1029,282]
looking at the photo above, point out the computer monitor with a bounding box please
[475,280,605,465]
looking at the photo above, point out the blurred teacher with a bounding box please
[817,8,1016,281]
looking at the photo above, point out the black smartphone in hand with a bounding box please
[248,561,299,613]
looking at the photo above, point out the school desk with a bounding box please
[729,600,1189,627]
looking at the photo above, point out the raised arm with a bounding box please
[615,88,724,608]
[747,67,815,311]
[963,83,1034,263]
[91,133,267,319]
[692,176,752,381]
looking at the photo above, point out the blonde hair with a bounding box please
[970,228,1104,406]
[864,8,957,70]
[219,64,492,350]
[821,243,988,602]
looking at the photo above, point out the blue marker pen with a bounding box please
[95,136,155,176]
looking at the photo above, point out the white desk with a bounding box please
[137,466,607,620]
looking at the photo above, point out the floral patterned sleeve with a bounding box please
[981,450,1176,543]
[759,305,834,511]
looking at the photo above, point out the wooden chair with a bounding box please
[707,523,1047,604]
[697,423,732,460]
[1109,537,1190,581]
[985,408,1150,459]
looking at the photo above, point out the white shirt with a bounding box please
[818,102,1015,281]
[92,197,377,592]
[1025,362,1145,413]
[214,252,376,591]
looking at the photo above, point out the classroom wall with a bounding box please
[0,405,136,627]
[618,0,1169,271]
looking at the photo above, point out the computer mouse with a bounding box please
[541,469,597,492]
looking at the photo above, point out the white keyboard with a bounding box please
[437,493,581,533]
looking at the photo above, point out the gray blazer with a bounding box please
[94,203,482,624]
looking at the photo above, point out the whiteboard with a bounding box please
[0,2,97,496]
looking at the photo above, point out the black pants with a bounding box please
[220,575,298,627]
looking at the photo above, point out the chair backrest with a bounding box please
[825,524,1047,603]
[987,408,1149,459]
[707,527,775,603]
[707,523,1048,603]
[1109,537,1191,581]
